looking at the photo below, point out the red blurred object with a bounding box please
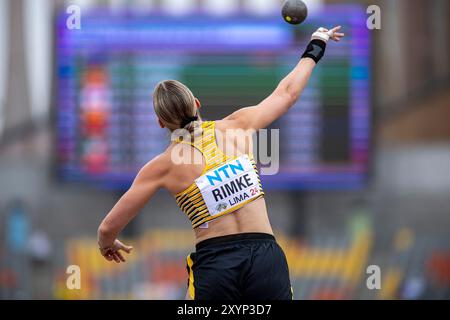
[151,259,186,283]
[83,67,108,85]
[428,252,450,285]
[0,268,18,288]
[309,287,350,300]
[81,111,109,135]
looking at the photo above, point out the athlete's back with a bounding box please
[161,119,273,244]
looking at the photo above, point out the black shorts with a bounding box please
[186,233,293,300]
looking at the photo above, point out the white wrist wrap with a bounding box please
[311,27,334,43]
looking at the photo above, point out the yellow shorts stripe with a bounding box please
[186,254,195,300]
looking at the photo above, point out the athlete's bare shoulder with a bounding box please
[216,115,253,132]
[154,142,193,173]
[138,151,171,183]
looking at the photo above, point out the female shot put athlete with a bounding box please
[97,26,344,300]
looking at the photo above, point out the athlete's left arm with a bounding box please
[97,156,167,263]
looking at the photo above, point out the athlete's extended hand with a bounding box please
[311,26,345,43]
[99,239,133,263]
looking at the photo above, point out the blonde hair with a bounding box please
[153,80,200,132]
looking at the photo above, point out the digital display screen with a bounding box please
[55,5,371,190]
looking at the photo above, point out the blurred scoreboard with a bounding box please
[55,5,371,190]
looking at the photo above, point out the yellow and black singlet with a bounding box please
[174,121,265,229]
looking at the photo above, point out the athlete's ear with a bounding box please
[194,98,201,110]
[158,118,165,128]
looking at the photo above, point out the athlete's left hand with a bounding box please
[99,239,133,263]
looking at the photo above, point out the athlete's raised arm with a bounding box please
[224,26,344,131]
[97,156,168,263]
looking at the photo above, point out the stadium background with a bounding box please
[0,0,449,299]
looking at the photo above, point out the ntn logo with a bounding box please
[206,158,246,186]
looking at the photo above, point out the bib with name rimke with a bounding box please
[195,155,261,216]
[174,121,265,229]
